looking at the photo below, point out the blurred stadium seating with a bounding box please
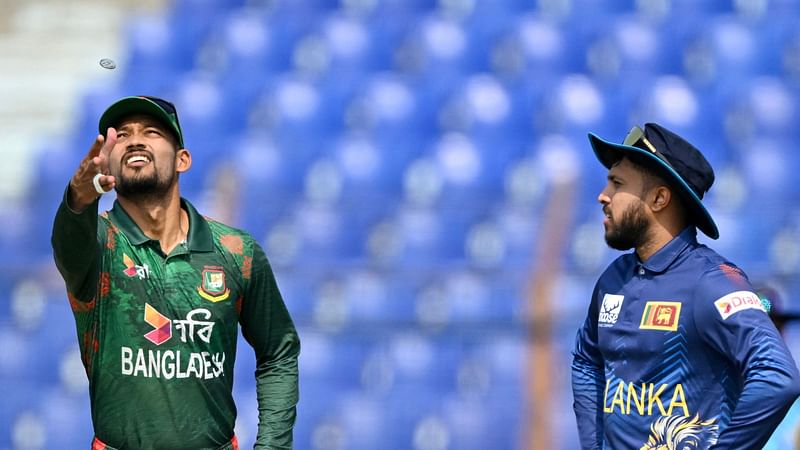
[4,0,800,449]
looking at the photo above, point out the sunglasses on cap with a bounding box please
[623,125,676,171]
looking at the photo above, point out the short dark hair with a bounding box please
[611,152,689,214]
[609,151,667,192]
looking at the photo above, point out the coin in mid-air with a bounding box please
[99,58,117,70]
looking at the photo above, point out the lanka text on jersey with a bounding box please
[572,228,800,450]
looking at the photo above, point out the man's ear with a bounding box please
[176,148,192,173]
[649,185,672,213]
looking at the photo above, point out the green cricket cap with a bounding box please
[98,96,184,148]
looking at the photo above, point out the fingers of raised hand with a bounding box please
[91,128,117,172]
[86,134,104,159]
[101,128,117,159]
[73,133,117,199]
[84,135,106,173]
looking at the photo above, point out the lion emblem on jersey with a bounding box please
[640,414,718,450]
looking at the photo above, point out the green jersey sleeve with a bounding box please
[51,186,104,302]
[239,240,300,449]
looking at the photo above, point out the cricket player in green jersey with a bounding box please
[51,96,300,450]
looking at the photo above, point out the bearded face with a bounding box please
[107,115,182,201]
[114,144,177,199]
[598,157,660,253]
[604,198,651,251]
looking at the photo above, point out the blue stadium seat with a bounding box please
[16,2,800,450]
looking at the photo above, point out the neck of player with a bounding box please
[118,188,188,254]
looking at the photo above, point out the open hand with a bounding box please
[67,128,117,211]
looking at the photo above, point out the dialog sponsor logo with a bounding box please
[714,291,766,320]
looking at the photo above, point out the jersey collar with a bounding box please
[638,227,696,274]
[108,198,214,252]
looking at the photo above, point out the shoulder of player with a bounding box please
[688,245,750,281]
[686,248,756,313]
[203,216,259,251]
[97,210,115,234]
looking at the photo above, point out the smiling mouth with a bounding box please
[125,154,151,167]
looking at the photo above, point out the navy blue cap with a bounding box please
[588,123,719,239]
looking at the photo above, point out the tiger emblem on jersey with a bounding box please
[640,414,718,450]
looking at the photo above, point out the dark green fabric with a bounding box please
[52,188,299,450]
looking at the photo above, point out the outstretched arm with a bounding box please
[51,129,116,300]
